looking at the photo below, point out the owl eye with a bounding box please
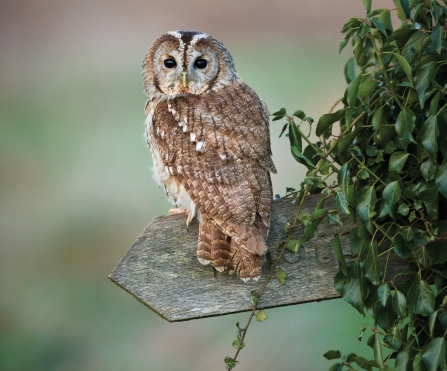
[194,59,208,69]
[164,59,177,69]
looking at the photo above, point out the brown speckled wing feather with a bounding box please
[152,82,276,278]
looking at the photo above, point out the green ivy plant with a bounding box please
[225,0,447,370]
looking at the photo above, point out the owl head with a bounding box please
[142,31,240,97]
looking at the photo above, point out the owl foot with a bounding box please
[214,266,226,273]
[168,208,186,215]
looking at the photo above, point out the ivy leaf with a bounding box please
[349,228,362,257]
[389,151,409,172]
[406,275,434,316]
[356,186,377,222]
[393,234,412,258]
[393,289,407,318]
[390,52,413,85]
[344,57,356,84]
[414,61,437,108]
[359,241,382,285]
[287,208,328,253]
[293,110,306,120]
[382,181,401,217]
[288,122,302,151]
[429,310,438,338]
[328,212,342,226]
[420,116,439,160]
[333,234,348,276]
[371,18,387,37]
[399,226,414,242]
[347,74,362,108]
[276,267,286,285]
[272,108,286,116]
[232,336,245,350]
[431,26,443,54]
[392,28,417,48]
[250,290,260,307]
[328,363,344,371]
[373,333,384,368]
[323,350,342,360]
[422,338,446,371]
[315,109,346,137]
[395,346,411,371]
[399,0,410,19]
[334,191,350,215]
[291,146,316,168]
[383,327,402,350]
[397,203,409,216]
[436,162,447,199]
[224,357,239,371]
[338,163,351,194]
[358,80,379,98]
[255,309,268,322]
[378,282,390,306]
[334,261,368,314]
[361,0,371,13]
[413,351,423,371]
[395,108,416,143]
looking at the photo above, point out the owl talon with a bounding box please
[240,277,250,283]
[168,208,186,215]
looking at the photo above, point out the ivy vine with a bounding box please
[225,0,447,370]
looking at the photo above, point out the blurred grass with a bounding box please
[1,35,371,371]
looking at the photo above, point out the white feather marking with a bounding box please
[236,158,242,163]
[190,132,196,142]
[161,130,165,138]
[178,121,183,127]
[196,141,204,151]
[167,30,182,39]
[253,276,260,282]
[169,166,174,174]
[183,124,187,132]
[219,153,226,160]
[241,277,250,283]
[191,33,208,44]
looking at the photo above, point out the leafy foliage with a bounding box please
[277,0,447,369]
[226,1,447,369]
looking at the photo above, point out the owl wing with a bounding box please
[151,82,276,277]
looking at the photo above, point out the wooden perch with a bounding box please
[109,194,408,322]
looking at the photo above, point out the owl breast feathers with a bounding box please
[142,31,276,281]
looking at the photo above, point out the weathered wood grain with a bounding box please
[109,194,408,322]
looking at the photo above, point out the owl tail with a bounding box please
[197,215,268,281]
[197,215,232,272]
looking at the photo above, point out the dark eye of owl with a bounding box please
[164,59,177,69]
[194,59,208,69]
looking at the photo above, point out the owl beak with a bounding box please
[182,71,188,87]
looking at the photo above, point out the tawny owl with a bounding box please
[142,31,276,281]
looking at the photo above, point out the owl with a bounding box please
[142,31,276,281]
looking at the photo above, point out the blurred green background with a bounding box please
[0,0,393,370]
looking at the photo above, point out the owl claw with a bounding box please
[214,266,225,273]
[168,208,186,215]
[240,277,250,283]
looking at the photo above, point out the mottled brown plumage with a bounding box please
[142,31,276,281]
